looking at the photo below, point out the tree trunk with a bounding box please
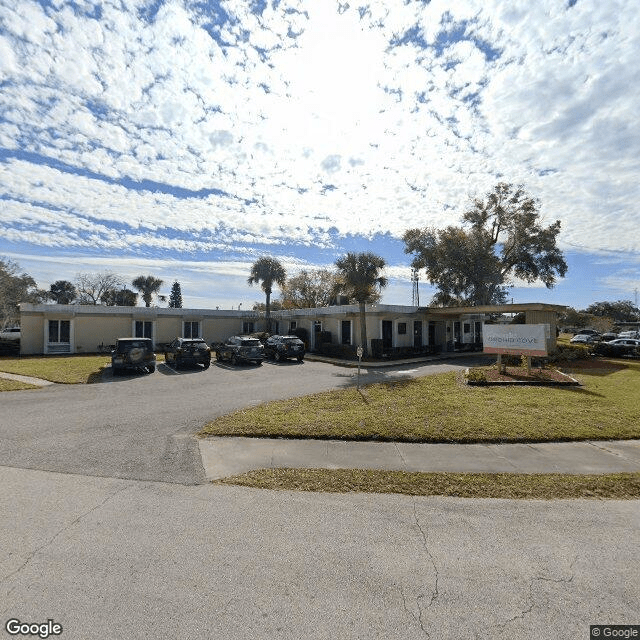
[359,301,368,359]
[265,290,271,333]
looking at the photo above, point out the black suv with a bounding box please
[111,338,156,375]
[165,338,211,369]
[216,336,264,365]
[264,335,305,362]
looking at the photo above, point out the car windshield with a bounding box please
[241,339,261,346]
[117,341,149,352]
[282,337,302,344]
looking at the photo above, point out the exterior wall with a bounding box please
[74,315,131,353]
[19,314,45,354]
[525,310,558,352]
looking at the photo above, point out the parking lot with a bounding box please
[0,357,481,484]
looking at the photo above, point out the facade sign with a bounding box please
[483,324,548,356]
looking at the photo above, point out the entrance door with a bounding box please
[413,321,422,348]
[382,320,393,349]
[428,322,436,345]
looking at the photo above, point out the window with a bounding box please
[289,321,297,332]
[48,320,70,343]
[183,321,200,338]
[313,321,322,333]
[242,321,254,334]
[341,320,351,345]
[397,322,407,335]
[463,323,471,334]
[135,321,153,339]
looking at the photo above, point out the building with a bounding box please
[19,302,565,356]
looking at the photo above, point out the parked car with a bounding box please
[215,336,264,365]
[570,334,597,344]
[619,331,640,339]
[264,335,305,362]
[575,329,600,336]
[599,332,619,342]
[165,338,211,369]
[594,338,640,357]
[111,338,156,375]
[0,326,21,341]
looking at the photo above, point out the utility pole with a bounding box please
[411,268,420,306]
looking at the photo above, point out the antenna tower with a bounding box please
[411,268,420,306]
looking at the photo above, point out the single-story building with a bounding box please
[19,302,566,356]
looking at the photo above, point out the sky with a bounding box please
[1,0,639,312]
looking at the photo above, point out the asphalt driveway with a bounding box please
[0,357,480,484]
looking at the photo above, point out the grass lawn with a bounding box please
[199,358,640,443]
[0,354,112,384]
[0,377,40,391]
[215,469,640,500]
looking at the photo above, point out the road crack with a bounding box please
[1,482,134,591]
[409,499,440,637]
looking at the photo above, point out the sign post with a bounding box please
[356,345,363,389]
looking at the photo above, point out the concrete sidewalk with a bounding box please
[0,371,55,386]
[199,436,640,479]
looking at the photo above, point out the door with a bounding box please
[413,321,422,348]
[428,322,436,346]
[341,320,351,345]
[382,320,393,349]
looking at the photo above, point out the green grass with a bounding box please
[0,377,39,392]
[199,359,640,443]
[0,354,111,384]
[215,469,640,499]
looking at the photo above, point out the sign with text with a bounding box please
[483,324,548,356]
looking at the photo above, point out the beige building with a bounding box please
[19,302,565,356]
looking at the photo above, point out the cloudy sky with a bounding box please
[1,0,639,310]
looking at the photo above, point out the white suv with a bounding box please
[0,327,21,341]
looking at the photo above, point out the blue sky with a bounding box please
[1,0,639,311]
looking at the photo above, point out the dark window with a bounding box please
[184,321,199,338]
[48,320,70,343]
[314,321,322,333]
[463,323,471,334]
[397,322,407,335]
[135,321,153,339]
[289,321,297,331]
[242,321,254,334]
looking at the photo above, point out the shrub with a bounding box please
[317,342,357,359]
[465,368,487,384]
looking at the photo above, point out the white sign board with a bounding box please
[483,324,548,356]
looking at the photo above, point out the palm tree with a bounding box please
[247,257,286,332]
[132,275,164,307]
[335,252,388,359]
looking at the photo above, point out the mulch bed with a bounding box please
[467,365,579,386]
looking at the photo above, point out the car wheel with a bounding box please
[274,352,281,362]
[112,366,121,376]
[231,354,238,366]
[147,365,155,374]
[203,360,210,369]
[297,356,304,362]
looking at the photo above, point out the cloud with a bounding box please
[0,0,639,303]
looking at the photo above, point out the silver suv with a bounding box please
[215,336,264,365]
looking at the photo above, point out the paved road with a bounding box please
[2,357,638,638]
[1,466,638,640]
[0,358,482,484]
